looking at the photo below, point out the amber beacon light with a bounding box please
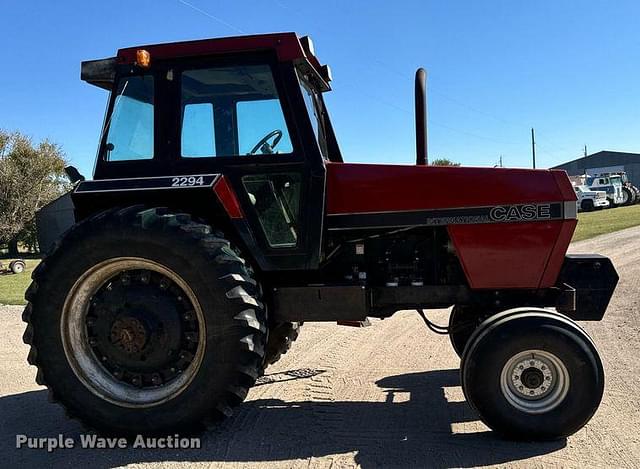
[135,49,151,68]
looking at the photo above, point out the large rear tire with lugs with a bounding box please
[264,321,302,367]
[23,206,266,435]
[461,308,604,440]
[621,186,633,206]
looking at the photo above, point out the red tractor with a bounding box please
[26,33,618,440]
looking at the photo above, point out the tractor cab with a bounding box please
[78,33,339,270]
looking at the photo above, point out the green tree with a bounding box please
[430,158,461,166]
[0,130,68,251]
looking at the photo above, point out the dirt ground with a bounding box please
[1,226,640,468]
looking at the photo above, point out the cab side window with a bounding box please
[181,103,216,157]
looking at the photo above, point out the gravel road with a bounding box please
[1,226,639,468]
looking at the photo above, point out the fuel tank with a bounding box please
[325,162,578,289]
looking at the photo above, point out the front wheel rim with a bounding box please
[61,257,206,408]
[500,349,570,414]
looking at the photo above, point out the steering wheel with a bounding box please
[249,129,283,155]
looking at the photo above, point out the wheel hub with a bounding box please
[61,258,206,408]
[510,357,554,398]
[85,269,200,390]
[500,349,570,414]
[110,317,147,354]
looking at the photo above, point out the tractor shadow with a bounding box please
[0,368,565,468]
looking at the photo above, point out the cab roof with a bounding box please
[82,32,330,91]
[117,32,312,65]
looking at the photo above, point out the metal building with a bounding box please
[552,151,640,185]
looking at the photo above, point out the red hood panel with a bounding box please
[326,162,575,214]
[325,162,576,290]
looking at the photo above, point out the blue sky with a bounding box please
[1,0,638,176]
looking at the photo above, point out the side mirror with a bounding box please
[64,166,85,184]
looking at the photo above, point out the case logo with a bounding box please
[489,204,551,222]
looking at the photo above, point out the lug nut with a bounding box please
[151,374,162,385]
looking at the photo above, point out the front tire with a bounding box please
[264,321,302,367]
[461,308,604,440]
[581,199,594,212]
[23,207,266,435]
[448,306,489,358]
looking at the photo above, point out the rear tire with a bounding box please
[23,207,266,435]
[264,322,302,367]
[621,187,633,206]
[461,308,604,440]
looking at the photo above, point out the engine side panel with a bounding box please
[447,220,576,289]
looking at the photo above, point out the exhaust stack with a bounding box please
[415,68,428,165]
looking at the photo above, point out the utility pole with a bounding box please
[499,154,503,167]
[584,145,587,157]
[531,128,536,169]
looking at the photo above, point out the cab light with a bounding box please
[136,49,151,68]
[300,36,315,57]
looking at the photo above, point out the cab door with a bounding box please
[170,54,326,271]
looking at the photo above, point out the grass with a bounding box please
[0,259,39,305]
[573,203,640,242]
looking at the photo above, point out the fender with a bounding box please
[36,174,261,266]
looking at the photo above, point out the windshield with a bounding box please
[104,75,154,161]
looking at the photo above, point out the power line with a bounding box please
[178,0,573,162]
[177,0,246,34]
[338,81,520,145]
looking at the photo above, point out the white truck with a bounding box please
[574,185,610,211]
[585,174,624,207]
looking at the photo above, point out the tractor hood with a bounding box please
[326,163,576,218]
[325,162,578,290]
